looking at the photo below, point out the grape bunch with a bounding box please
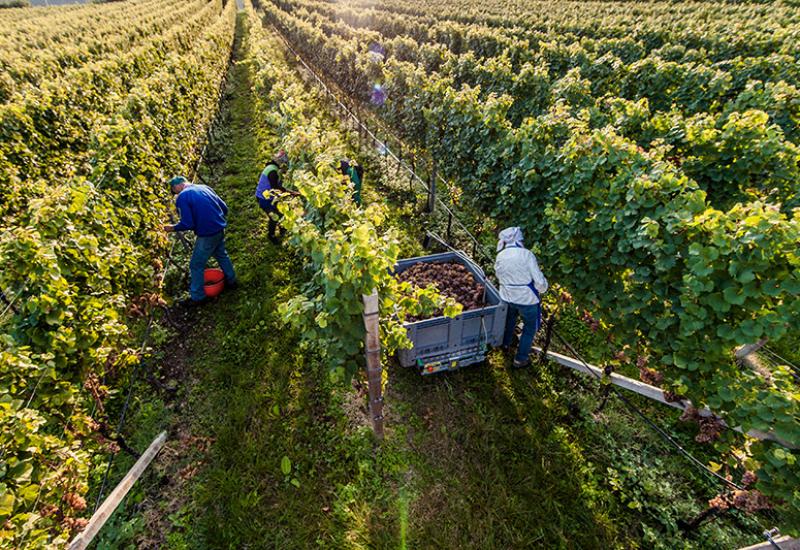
[397,261,486,318]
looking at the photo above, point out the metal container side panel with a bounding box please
[490,301,508,346]
[411,318,452,356]
[460,314,493,347]
[398,324,418,367]
[460,302,508,347]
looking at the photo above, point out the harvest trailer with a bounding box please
[394,252,507,375]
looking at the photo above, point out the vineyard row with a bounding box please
[260,0,800,516]
[0,1,236,545]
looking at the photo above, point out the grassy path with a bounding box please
[110,13,765,550]
[133,13,409,548]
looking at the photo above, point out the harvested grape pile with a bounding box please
[397,261,486,317]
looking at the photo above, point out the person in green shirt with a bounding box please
[340,158,364,206]
[256,150,298,244]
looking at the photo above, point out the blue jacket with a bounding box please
[173,184,228,237]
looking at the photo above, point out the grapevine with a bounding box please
[243,1,460,383]
[1,0,799,544]
[264,0,800,521]
[0,0,236,545]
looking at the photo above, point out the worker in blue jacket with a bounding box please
[163,176,237,306]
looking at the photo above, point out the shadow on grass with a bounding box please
[385,354,623,549]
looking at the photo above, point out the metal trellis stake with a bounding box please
[446,211,453,241]
[409,155,416,194]
[396,142,403,178]
[427,162,437,213]
[539,313,556,364]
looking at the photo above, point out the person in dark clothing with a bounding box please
[256,150,298,243]
[163,176,237,305]
[340,158,364,206]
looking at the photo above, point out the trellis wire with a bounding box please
[92,234,180,512]
[272,26,492,265]
[762,346,800,375]
[0,285,23,319]
[552,329,743,491]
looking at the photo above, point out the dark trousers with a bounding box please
[258,197,282,241]
[503,302,541,363]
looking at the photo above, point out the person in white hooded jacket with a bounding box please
[494,227,548,368]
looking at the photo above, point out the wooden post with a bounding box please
[735,338,768,359]
[736,338,773,382]
[69,431,168,550]
[362,290,384,439]
[358,110,365,148]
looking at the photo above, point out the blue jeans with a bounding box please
[503,302,541,363]
[189,231,236,301]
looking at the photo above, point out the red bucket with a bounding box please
[204,268,225,298]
